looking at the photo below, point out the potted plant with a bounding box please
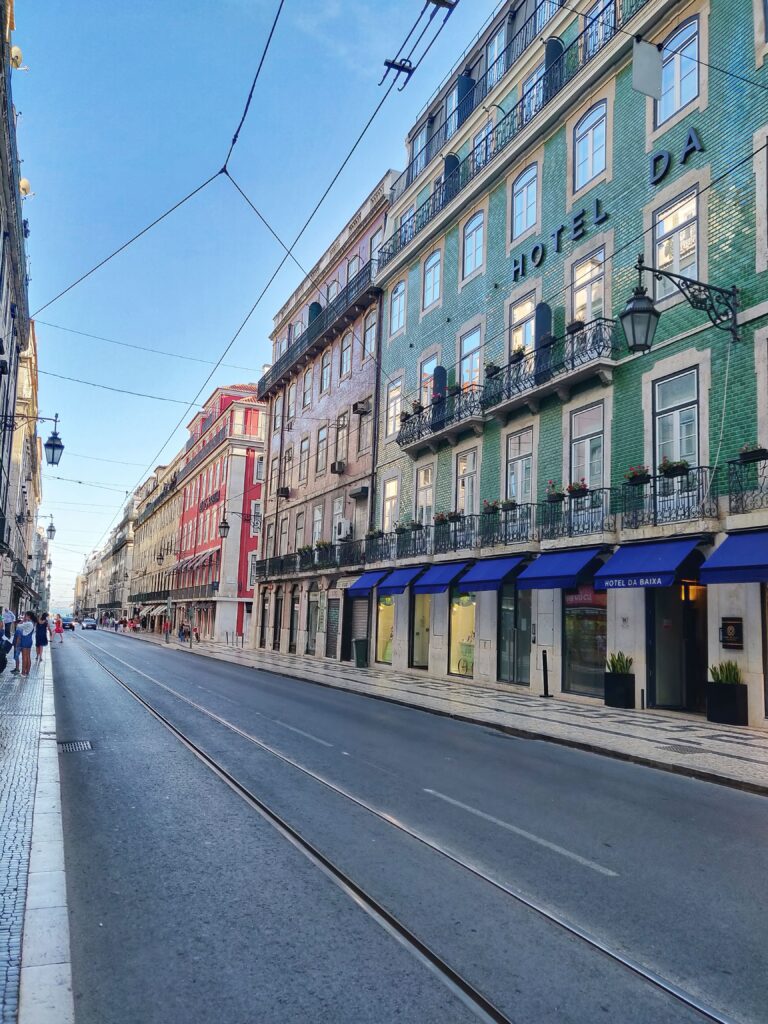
[482,499,500,515]
[707,661,749,725]
[501,498,518,511]
[567,478,589,499]
[394,521,410,535]
[366,528,384,539]
[399,410,411,424]
[566,319,585,335]
[485,361,501,378]
[739,442,768,464]
[411,399,424,414]
[433,512,448,525]
[659,456,690,479]
[546,480,565,503]
[510,344,526,364]
[431,392,443,406]
[410,520,424,531]
[446,510,464,522]
[447,383,461,397]
[604,652,635,709]
[625,465,651,486]
[315,540,333,551]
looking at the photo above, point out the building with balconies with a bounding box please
[253,172,395,661]
[361,0,768,727]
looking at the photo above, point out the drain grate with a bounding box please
[58,740,93,753]
[659,743,702,754]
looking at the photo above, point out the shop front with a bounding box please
[411,562,472,677]
[347,570,390,664]
[375,567,428,668]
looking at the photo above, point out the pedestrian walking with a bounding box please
[2,606,16,640]
[162,620,170,643]
[35,613,52,663]
[14,613,36,676]
[53,615,65,644]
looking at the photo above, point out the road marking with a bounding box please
[272,719,334,748]
[423,789,618,878]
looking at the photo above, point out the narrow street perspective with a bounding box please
[2,0,768,1021]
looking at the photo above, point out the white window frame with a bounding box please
[415,464,434,524]
[574,102,607,192]
[459,327,481,388]
[423,250,441,310]
[656,19,699,128]
[382,477,399,534]
[298,437,310,483]
[654,369,699,470]
[572,247,605,323]
[653,190,698,300]
[340,332,352,377]
[250,500,262,537]
[510,294,536,354]
[455,449,478,515]
[506,429,533,503]
[386,378,403,437]
[302,367,312,408]
[463,212,485,279]
[512,165,537,240]
[570,404,604,490]
[390,281,406,334]
[320,350,331,393]
[316,426,328,474]
[363,312,377,359]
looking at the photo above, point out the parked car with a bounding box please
[82,618,97,630]
[61,616,76,631]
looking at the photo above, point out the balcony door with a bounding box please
[654,369,699,519]
[460,328,481,389]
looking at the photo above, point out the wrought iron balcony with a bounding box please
[177,426,228,484]
[257,261,381,399]
[397,384,484,453]
[538,488,617,540]
[621,467,719,529]
[483,319,620,418]
[379,0,648,270]
[727,452,768,514]
[129,589,171,604]
[171,582,220,600]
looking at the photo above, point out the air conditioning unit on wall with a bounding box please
[335,519,352,542]
[330,461,345,475]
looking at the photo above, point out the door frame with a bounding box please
[409,591,429,669]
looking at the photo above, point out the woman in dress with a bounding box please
[53,615,65,644]
[35,612,52,663]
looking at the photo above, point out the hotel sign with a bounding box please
[597,575,669,589]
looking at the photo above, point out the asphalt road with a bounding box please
[53,630,768,1024]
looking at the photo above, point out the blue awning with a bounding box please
[595,538,701,590]
[700,531,768,584]
[347,570,390,596]
[457,556,526,593]
[378,566,426,596]
[412,562,471,595]
[517,547,603,590]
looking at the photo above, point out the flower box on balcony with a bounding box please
[399,411,411,424]
[482,500,499,515]
[485,363,501,378]
[433,513,448,525]
[659,459,690,479]
[394,526,409,535]
[739,447,768,464]
[431,393,443,406]
[411,401,424,414]
[447,384,461,397]
[446,511,464,522]
[566,320,585,336]
[501,499,518,511]
[547,493,565,503]
[625,466,651,486]
[509,348,525,364]
[568,488,589,500]
[410,521,424,531]
[366,529,384,539]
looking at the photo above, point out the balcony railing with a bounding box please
[727,453,768,514]
[129,589,171,604]
[379,0,648,270]
[482,318,620,414]
[397,384,484,450]
[257,261,380,399]
[538,488,617,540]
[171,582,220,600]
[177,426,228,484]
[621,467,719,529]
[137,476,178,525]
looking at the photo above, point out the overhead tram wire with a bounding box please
[39,370,205,406]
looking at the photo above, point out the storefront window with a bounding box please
[411,594,430,669]
[449,588,476,677]
[563,585,606,697]
[376,596,395,664]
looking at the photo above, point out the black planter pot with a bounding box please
[660,464,689,479]
[626,473,651,486]
[568,488,589,500]
[739,448,768,464]
[706,682,749,725]
[547,493,565,504]
[604,672,635,709]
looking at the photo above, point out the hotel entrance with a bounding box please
[647,583,708,712]
[498,584,531,685]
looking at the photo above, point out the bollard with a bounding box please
[641,688,645,710]
[541,649,552,698]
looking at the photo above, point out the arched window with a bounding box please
[423,251,441,309]
[363,312,377,359]
[340,333,352,376]
[512,165,537,239]
[574,102,606,191]
[320,350,331,393]
[390,281,405,334]
[656,20,699,126]
[463,212,484,278]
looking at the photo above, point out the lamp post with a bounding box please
[620,255,739,354]
[45,516,56,541]
[2,413,65,465]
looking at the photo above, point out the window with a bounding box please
[657,20,698,126]
[232,407,245,435]
[572,248,605,322]
[522,63,545,124]
[338,333,352,377]
[282,447,293,488]
[399,206,415,246]
[536,0,559,32]
[584,0,615,58]
[574,102,607,191]
[382,478,399,533]
[486,25,506,87]
[250,500,262,537]
[287,382,296,421]
[463,212,484,278]
[327,280,339,302]
[312,505,323,544]
[445,83,459,138]
[512,165,537,239]
[294,511,305,551]
[390,281,405,334]
[302,367,312,408]
[332,496,344,541]
[654,191,697,299]
[459,328,481,388]
[472,122,493,174]
[363,312,377,359]
[386,378,402,436]
[298,437,310,482]
[411,123,428,176]
[273,395,283,433]
[265,523,275,558]
[449,587,476,677]
[456,449,478,514]
[320,350,331,392]
[506,429,533,502]
[655,369,699,470]
[370,228,383,265]
[248,552,260,588]
[279,517,288,555]
[420,354,437,406]
[336,412,349,462]
[270,457,278,494]
[423,251,441,309]
[316,426,328,473]
[254,455,264,482]
[510,294,536,355]
[348,254,360,280]
[358,406,373,452]
[416,465,433,524]
[571,404,604,489]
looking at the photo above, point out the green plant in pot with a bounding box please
[604,652,635,709]
[707,660,748,725]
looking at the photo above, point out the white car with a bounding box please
[82,618,97,630]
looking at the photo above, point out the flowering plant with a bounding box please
[433,512,448,525]
[741,442,764,453]
[546,480,564,496]
[566,478,589,494]
[659,456,690,475]
[482,499,500,513]
[624,465,650,481]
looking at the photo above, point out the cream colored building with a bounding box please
[129,453,183,630]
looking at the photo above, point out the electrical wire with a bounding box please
[64,452,153,467]
[39,369,205,406]
[44,475,131,493]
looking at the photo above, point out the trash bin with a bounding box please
[352,637,368,668]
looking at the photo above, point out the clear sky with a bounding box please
[14,0,499,608]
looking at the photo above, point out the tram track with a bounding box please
[77,635,742,1024]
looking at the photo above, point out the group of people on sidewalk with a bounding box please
[1,607,66,677]
[100,615,143,633]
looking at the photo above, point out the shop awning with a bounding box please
[412,561,471,595]
[378,566,426,596]
[700,531,768,584]
[457,556,526,593]
[595,538,701,590]
[348,570,390,596]
[517,547,604,590]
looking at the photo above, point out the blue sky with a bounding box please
[15,0,499,607]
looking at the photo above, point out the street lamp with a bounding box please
[621,255,739,354]
[218,516,230,539]
[45,516,56,541]
[43,414,64,467]
[156,552,164,565]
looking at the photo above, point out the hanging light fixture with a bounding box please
[156,552,164,565]
[218,516,231,539]
[43,414,64,467]
[620,281,660,355]
[46,518,56,541]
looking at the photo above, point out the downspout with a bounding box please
[368,290,384,532]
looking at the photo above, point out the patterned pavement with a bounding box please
[0,663,44,1023]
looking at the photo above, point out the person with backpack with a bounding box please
[13,612,36,676]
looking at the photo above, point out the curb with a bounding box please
[102,630,768,799]
[18,654,75,1024]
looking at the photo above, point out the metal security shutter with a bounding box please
[351,598,369,640]
[325,598,340,659]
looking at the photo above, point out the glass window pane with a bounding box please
[656,370,697,411]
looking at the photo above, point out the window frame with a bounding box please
[320,349,332,393]
[505,428,533,503]
[462,210,485,281]
[455,447,479,515]
[655,18,699,129]
[573,101,607,193]
[512,164,538,241]
[422,250,442,310]
[571,247,606,323]
[653,189,698,301]
[510,293,536,356]
[385,378,403,438]
[298,436,310,483]
[316,425,328,474]
[652,367,699,471]
[335,412,349,463]
[340,332,352,377]
[363,311,377,359]
[382,476,399,534]
[302,367,313,408]
[390,280,406,335]
[570,403,604,490]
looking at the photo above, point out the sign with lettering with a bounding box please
[720,617,744,651]
[511,197,610,284]
[198,489,221,514]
